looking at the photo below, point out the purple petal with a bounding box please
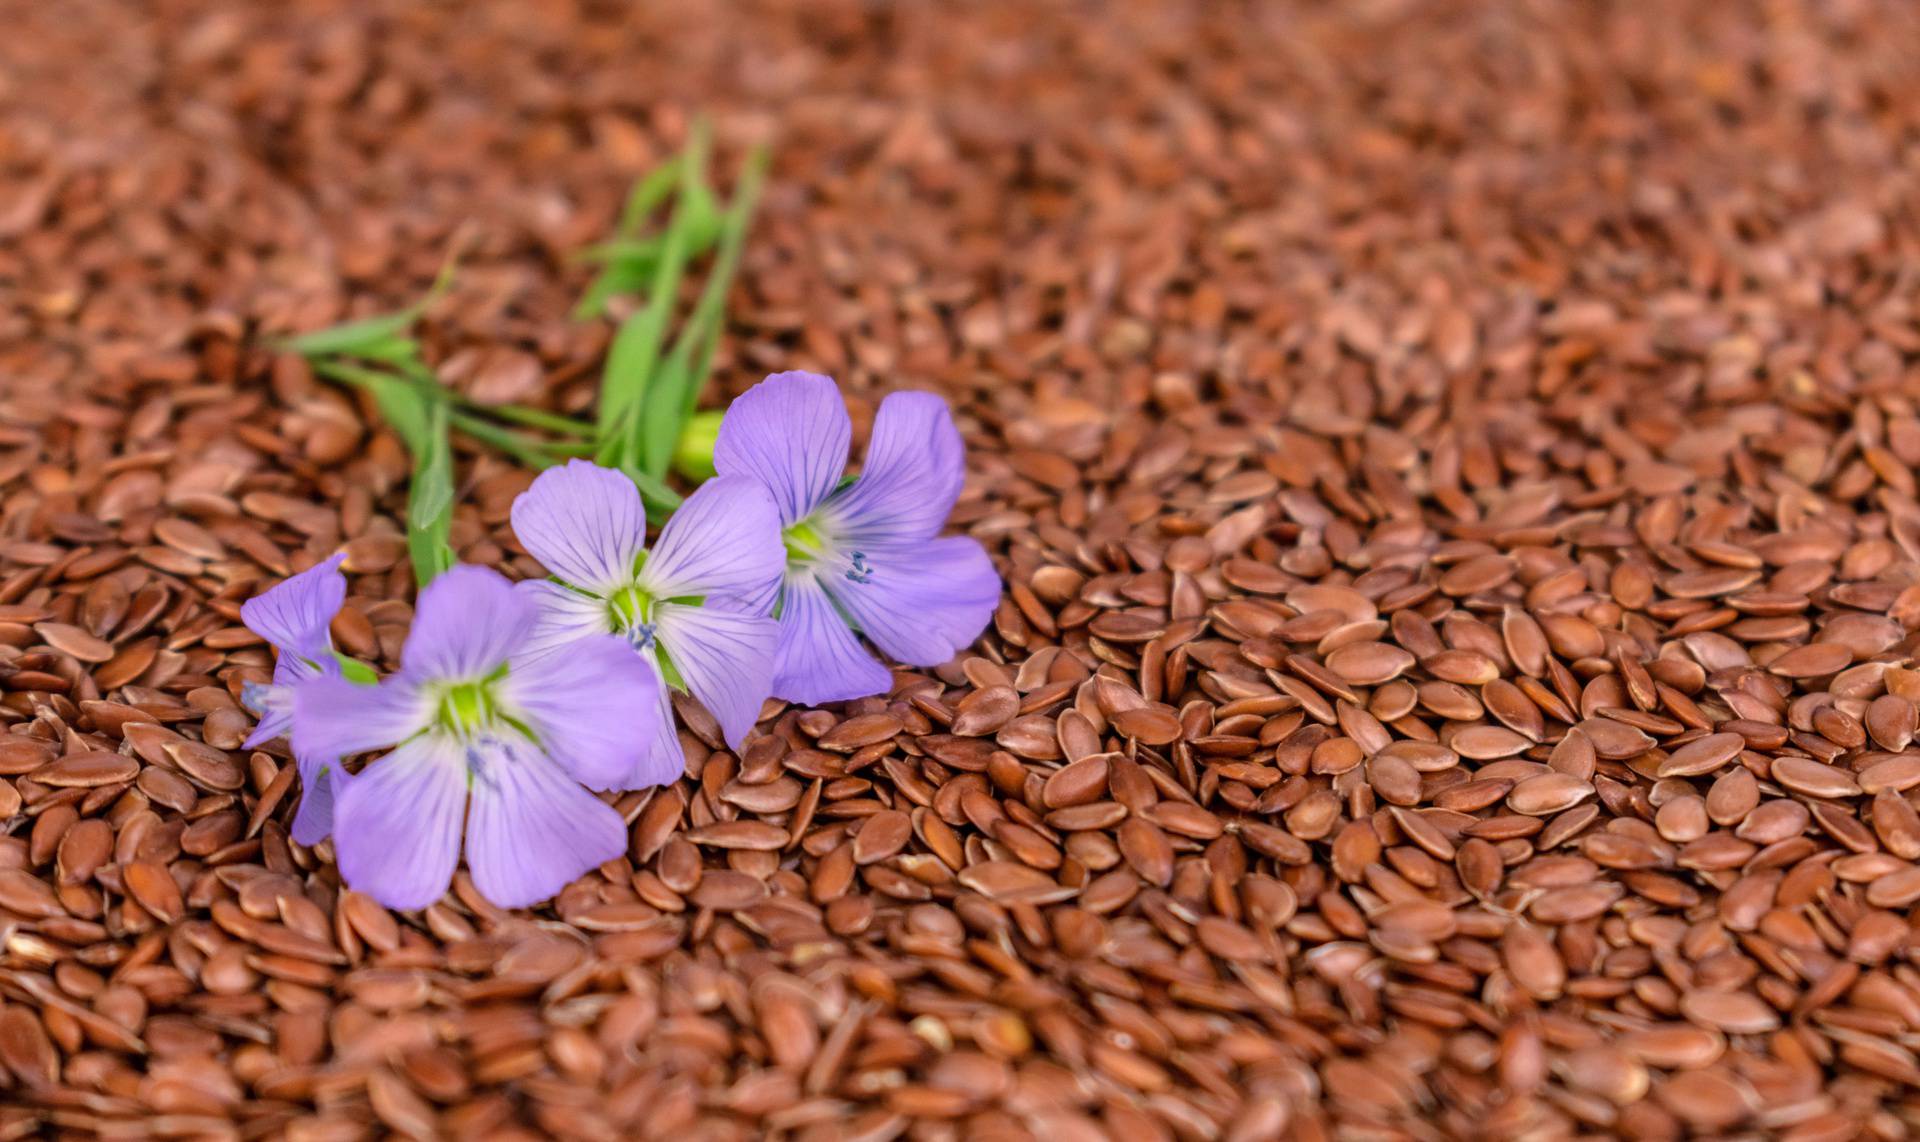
[823,391,966,545]
[503,633,664,790]
[641,477,785,604]
[653,603,778,750]
[509,460,649,593]
[244,651,342,749]
[292,674,430,761]
[241,553,347,659]
[332,735,467,911]
[618,669,687,789]
[290,758,345,846]
[403,565,536,680]
[772,574,892,705]
[824,536,999,667]
[713,371,851,525]
[464,738,627,909]
[243,685,295,749]
[515,579,615,659]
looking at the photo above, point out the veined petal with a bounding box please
[515,579,616,659]
[244,646,342,749]
[772,573,892,705]
[617,667,687,790]
[823,391,966,545]
[503,633,664,789]
[241,552,347,660]
[289,758,345,846]
[332,735,466,911]
[403,565,537,680]
[509,460,649,593]
[464,738,627,909]
[825,536,998,667]
[291,674,431,761]
[653,603,778,750]
[640,476,784,603]
[713,371,851,525]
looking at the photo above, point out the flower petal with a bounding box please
[402,565,537,680]
[515,579,615,659]
[290,759,345,846]
[640,476,785,604]
[503,633,664,790]
[331,735,466,911]
[509,460,649,593]
[772,573,892,705]
[244,650,341,748]
[825,536,999,667]
[713,371,851,525]
[824,391,966,545]
[619,668,687,790]
[241,552,347,659]
[653,603,778,750]
[291,674,431,761]
[464,737,627,909]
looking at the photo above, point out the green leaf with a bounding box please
[573,155,685,321]
[279,235,466,362]
[593,124,711,454]
[628,468,684,516]
[280,311,421,359]
[638,143,769,478]
[331,653,381,685]
[406,396,457,586]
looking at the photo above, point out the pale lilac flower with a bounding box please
[510,462,784,789]
[240,552,350,845]
[714,372,999,705]
[293,565,657,910]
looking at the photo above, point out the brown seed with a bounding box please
[1767,643,1852,678]
[1042,755,1110,808]
[1678,990,1781,1034]
[1507,774,1595,816]
[852,810,911,864]
[1110,706,1182,745]
[1657,732,1744,778]
[1769,756,1861,799]
[1325,642,1415,686]
[32,750,140,787]
[35,621,114,663]
[123,858,185,922]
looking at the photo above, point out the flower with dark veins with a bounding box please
[292,565,658,910]
[714,371,999,706]
[510,461,785,788]
[240,551,351,844]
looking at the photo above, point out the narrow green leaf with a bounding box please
[406,396,457,586]
[449,411,565,471]
[629,468,684,514]
[595,121,712,444]
[281,312,419,359]
[573,156,684,321]
[638,143,769,477]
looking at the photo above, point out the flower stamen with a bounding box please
[845,550,874,585]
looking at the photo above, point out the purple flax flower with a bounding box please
[509,461,784,789]
[713,372,999,705]
[292,565,658,910]
[240,552,350,845]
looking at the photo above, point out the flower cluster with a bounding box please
[239,372,996,910]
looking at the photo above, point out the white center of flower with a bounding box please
[784,515,872,585]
